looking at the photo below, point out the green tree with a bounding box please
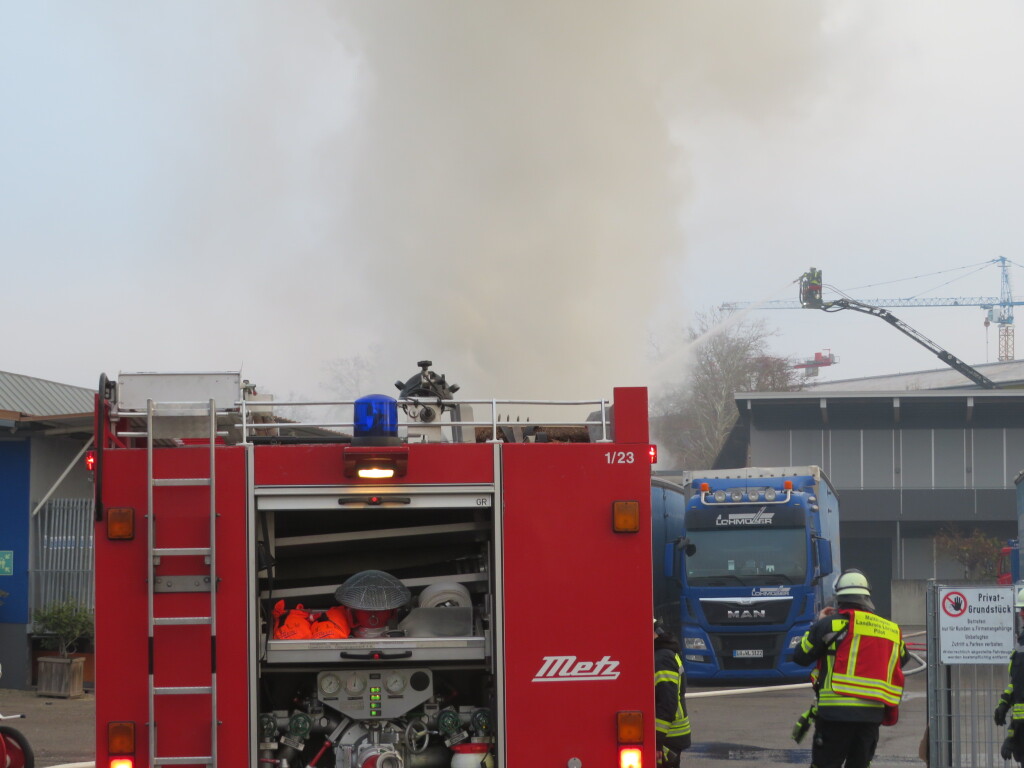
[33,599,94,657]
[934,524,1002,580]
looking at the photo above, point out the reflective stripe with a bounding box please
[655,651,690,738]
[828,611,904,706]
[800,633,814,653]
[818,689,884,709]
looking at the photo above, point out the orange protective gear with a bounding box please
[272,600,314,640]
[311,605,353,639]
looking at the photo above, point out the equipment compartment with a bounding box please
[254,483,498,767]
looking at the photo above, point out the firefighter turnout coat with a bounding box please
[794,608,908,723]
[655,635,692,753]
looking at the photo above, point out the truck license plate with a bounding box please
[733,649,763,658]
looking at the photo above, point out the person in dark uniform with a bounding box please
[793,569,908,768]
[654,621,692,767]
[994,588,1024,763]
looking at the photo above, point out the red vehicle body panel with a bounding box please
[95,447,251,766]
[94,382,654,767]
[501,442,654,764]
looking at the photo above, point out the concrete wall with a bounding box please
[890,578,994,627]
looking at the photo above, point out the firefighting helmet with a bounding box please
[835,569,871,597]
[834,569,875,610]
[335,570,411,611]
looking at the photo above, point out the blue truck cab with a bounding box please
[653,466,841,684]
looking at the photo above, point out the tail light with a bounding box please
[105,508,135,540]
[612,501,640,533]
[108,721,135,767]
[85,450,97,471]
[617,710,643,766]
[648,445,657,464]
[619,746,642,768]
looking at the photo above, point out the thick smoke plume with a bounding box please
[328,3,833,400]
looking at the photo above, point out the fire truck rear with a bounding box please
[92,363,655,768]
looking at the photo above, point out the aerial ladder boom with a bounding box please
[798,268,998,389]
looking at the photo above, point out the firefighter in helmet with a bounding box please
[792,569,909,768]
[994,587,1024,763]
[654,620,691,767]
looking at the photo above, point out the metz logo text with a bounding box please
[533,656,620,682]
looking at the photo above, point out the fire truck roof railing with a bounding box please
[110,396,615,444]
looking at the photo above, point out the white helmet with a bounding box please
[1015,587,1024,609]
[831,573,872,606]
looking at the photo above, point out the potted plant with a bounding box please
[33,599,93,698]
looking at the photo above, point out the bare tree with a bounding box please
[323,346,385,399]
[651,309,803,469]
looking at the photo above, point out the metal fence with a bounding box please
[926,582,1011,768]
[31,498,94,614]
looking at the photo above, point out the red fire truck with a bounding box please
[91,364,656,768]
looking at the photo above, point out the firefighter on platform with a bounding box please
[793,569,908,768]
[654,620,692,767]
[993,587,1024,763]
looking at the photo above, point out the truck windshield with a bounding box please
[685,527,807,586]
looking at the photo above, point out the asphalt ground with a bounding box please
[0,631,931,768]
[0,687,94,767]
[684,655,928,768]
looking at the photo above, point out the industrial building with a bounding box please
[0,371,94,689]
[715,360,1024,620]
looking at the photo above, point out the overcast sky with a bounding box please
[3,2,1023,404]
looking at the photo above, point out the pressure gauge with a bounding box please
[384,672,406,694]
[344,674,367,695]
[320,673,342,696]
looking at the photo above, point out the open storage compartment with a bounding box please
[254,484,498,767]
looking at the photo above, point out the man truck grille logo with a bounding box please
[533,655,620,682]
[715,507,774,526]
[727,609,767,619]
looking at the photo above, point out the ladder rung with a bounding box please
[116,430,230,438]
[154,616,212,626]
[154,686,214,695]
[151,407,216,417]
[154,757,213,766]
[154,547,212,557]
[153,478,211,487]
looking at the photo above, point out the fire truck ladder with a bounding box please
[146,399,221,767]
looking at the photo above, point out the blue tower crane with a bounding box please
[722,257,1020,361]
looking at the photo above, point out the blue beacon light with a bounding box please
[354,394,399,441]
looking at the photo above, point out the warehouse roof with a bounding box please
[0,370,93,418]
[803,359,1024,391]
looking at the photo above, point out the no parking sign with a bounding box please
[938,586,1015,664]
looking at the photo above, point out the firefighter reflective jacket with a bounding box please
[794,608,908,722]
[655,638,691,751]
[997,650,1024,721]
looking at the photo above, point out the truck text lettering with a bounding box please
[532,655,621,682]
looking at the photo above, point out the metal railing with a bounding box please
[926,582,1011,767]
[237,397,613,443]
[31,498,95,614]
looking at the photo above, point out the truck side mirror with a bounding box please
[665,538,695,587]
[675,537,696,557]
[815,537,833,579]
